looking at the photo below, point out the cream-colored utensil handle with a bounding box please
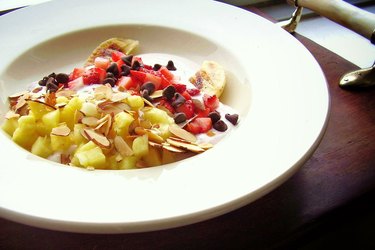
[288,0,375,42]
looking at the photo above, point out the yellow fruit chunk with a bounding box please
[75,146,106,168]
[114,111,134,137]
[1,117,18,136]
[72,124,87,145]
[12,115,38,149]
[132,134,149,157]
[118,156,138,170]
[126,95,144,110]
[50,133,72,151]
[42,109,60,133]
[31,136,53,158]
[143,107,174,125]
[60,97,83,129]
[27,100,55,120]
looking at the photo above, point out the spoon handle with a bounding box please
[288,0,375,43]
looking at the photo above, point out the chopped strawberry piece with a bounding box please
[196,107,210,118]
[172,82,187,93]
[117,76,138,91]
[186,88,200,96]
[158,99,175,114]
[144,73,162,90]
[82,67,106,85]
[70,67,84,81]
[159,66,174,81]
[203,94,219,111]
[186,117,212,134]
[111,51,126,62]
[181,91,192,100]
[175,100,194,119]
[130,70,146,82]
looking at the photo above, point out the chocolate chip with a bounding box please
[55,73,69,84]
[140,82,155,95]
[153,64,162,71]
[120,64,131,76]
[48,72,56,78]
[213,120,228,132]
[106,72,115,78]
[107,62,119,77]
[166,60,176,71]
[38,76,48,86]
[131,60,141,70]
[121,55,133,66]
[208,111,221,124]
[46,78,58,93]
[172,93,186,108]
[162,85,176,100]
[174,112,187,124]
[103,77,116,87]
[141,90,153,103]
[225,113,239,125]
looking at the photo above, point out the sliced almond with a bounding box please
[81,116,99,127]
[55,102,67,108]
[148,141,163,149]
[8,91,29,99]
[169,124,196,143]
[162,143,186,153]
[166,138,205,153]
[14,97,27,112]
[74,110,85,124]
[142,97,154,107]
[114,136,134,157]
[56,89,76,98]
[198,142,214,150]
[32,86,43,93]
[83,128,111,149]
[5,110,20,119]
[26,99,57,110]
[110,92,129,102]
[134,127,164,143]
[44,92,57,107]
[51,125,71,136]
[149,90,163,99]
[94,84,113,100]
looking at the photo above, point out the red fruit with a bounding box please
[70,67,84,81]
[111,51,125,62]
[159,66,174,81]
[181,91,192,100]
[82,67,106,85]
[144,73,162,90]
[176,100,194,119]
[203,94,219,111]
[130,70,146,82]
[186,117,212,134]
[172,82,187,93]
[186,88,200,96]
[196,107,210,118]
[158,100,175,114]
[117,76,137,90]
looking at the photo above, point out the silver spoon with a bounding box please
[279,0,375,89]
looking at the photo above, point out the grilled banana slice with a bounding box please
[85,38,139,66]
[189,61,226,97]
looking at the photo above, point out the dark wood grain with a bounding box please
[1,7,375,250]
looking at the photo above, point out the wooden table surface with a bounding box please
[1,6,375,250]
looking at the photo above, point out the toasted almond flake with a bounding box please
[60,154,71,165]
[179,114,198,128]
[169,124,197,143]
[56,89,76,98]
[51,125,71,136]
[114,136,134,157]
[8,91,29,99]
[166,138,205,153]
[206,130,216,137]
[110,92,129,102]
[115,153,123,162]
[32,86,43,93]
[44,92,57,107]
[149,90,163,99]
[14,98,27,111]
[198,143,214,150]
[134,127,164,143]
[148,141,163,149]
[142,97,154,107]
[5,110,20,119]
[83,128,111,149]
[94,84,113,100]
[162,143,186,153]
[81,116,99,127]
[55,102,67,108]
